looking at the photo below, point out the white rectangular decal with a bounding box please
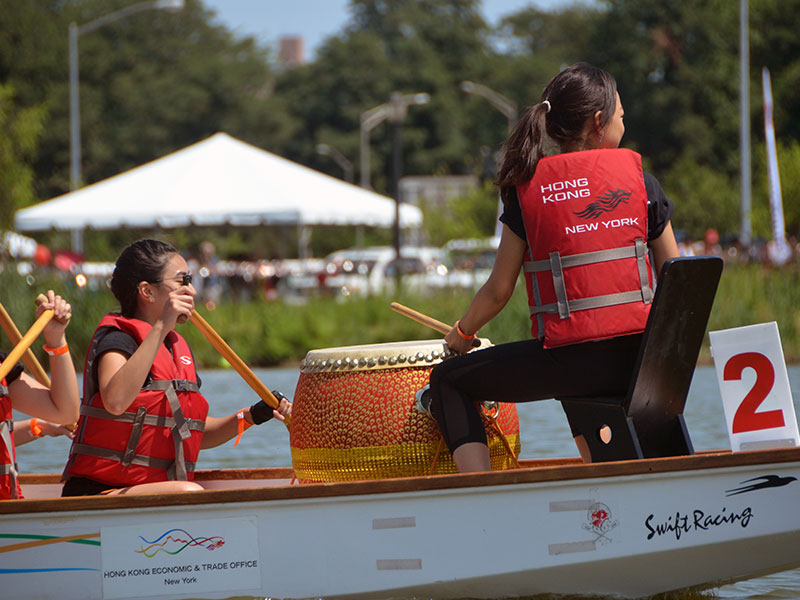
[710,322,799,452]
[100,516,260,599]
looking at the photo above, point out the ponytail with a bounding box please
[495,101,550,203]
[494,62,617,204]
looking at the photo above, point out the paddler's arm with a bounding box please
[7,291,79,425]
[99,289,190,415]
[648,221,680,277]
[445,224,526,354]
[13,418,75,446]
[201,394,293,449]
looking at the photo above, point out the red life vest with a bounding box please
[63,315,208,487]
[518,148,653,348]
[0,378,22,500]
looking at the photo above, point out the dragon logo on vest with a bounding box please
[574,188,632,220]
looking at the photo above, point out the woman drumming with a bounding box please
[2,292,79,499]
[429,63,680,472]
[62,239,291,496]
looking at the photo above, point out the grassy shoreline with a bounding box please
[1,261,798,369]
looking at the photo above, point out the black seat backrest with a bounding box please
[560,255,724,462]
[625,255,724,454]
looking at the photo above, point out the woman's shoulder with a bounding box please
[94,328,138,358]
[642,171,665,194]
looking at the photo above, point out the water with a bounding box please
[13,365,800,599]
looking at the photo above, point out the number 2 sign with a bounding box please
[710,322,799,452]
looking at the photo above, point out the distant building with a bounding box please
[278,36,305,67]
[399,175,479,210]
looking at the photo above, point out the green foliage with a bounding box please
[2,0,800,248]
[0,84,47,229]
[662,153,740,240]
[421,180,499,246]
[752,140,800,239]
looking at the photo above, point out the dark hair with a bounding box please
[495,62,618,201]
[110,239,178,317]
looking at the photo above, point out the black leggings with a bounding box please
[428,335,642,452]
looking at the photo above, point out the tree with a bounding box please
[274,0,495,192]
[0,84,47,229]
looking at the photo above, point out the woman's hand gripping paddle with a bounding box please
[390,302,480,347]
[0,295,58,383]
[0,299,52,387]
[189,310,290,428]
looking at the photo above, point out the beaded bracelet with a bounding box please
[455,320,476,340]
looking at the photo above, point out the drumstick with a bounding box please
[390,302,480,347]
[0,300,51,387]
[0,297,55,382]
[189,310,290,427]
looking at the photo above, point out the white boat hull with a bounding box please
[2,449,800,599]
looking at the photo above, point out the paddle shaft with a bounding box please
[390,302,480,347]
[0,301,51,387]
[0,307,54,383]
[189,310,289,426]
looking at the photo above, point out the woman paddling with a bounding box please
[1,292,80,499]
[429,63,680,472]
[62,239,291,496]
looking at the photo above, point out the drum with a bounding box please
[290,339,521,483]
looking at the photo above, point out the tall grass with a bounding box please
[1,261,797,370]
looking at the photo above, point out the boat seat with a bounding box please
[558,255,724,463]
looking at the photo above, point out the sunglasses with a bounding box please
[153,273,193,286]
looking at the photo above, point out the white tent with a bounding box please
[15,133,421,254]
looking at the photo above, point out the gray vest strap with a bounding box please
[0,419,19,499]
[523,244,641,272]
[75,379,203,481]
[525,238,653,319]
[144,380,198,481]
[70,442,197,474]
[0,385,8,396]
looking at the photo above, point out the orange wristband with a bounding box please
[455,320,476,340]
[234,410,252,446]
[43,343,69,356]
[29,418,43,438]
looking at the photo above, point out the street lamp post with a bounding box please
[69,0,184,192]
[739,0,752,251]
[460,80,518,132]
[460,81,518,238]
[359,92,430,190]
[315,143,354,183]
[358,92,430,258]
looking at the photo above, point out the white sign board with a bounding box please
[710,322,799,452]
[101,516,261,599]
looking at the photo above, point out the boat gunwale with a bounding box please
[4,447,800,515]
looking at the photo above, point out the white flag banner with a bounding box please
[762,67,792,265]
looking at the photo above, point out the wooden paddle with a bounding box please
[390,302,480,347]
[0,300,51,387]
[0,296,55,383]
[189,310,290,427]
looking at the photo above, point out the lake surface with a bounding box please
[14,365,800,599]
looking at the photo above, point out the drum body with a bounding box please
[291,340,520,483]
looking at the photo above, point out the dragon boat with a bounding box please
[4,256,798,599]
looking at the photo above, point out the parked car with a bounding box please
[429,236,500,290]
[321,246,445,296]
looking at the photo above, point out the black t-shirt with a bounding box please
[0,351,24,385]
[90,329,201,391]
[499,172,674,242]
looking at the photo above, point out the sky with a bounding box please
[202,0,570,61]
